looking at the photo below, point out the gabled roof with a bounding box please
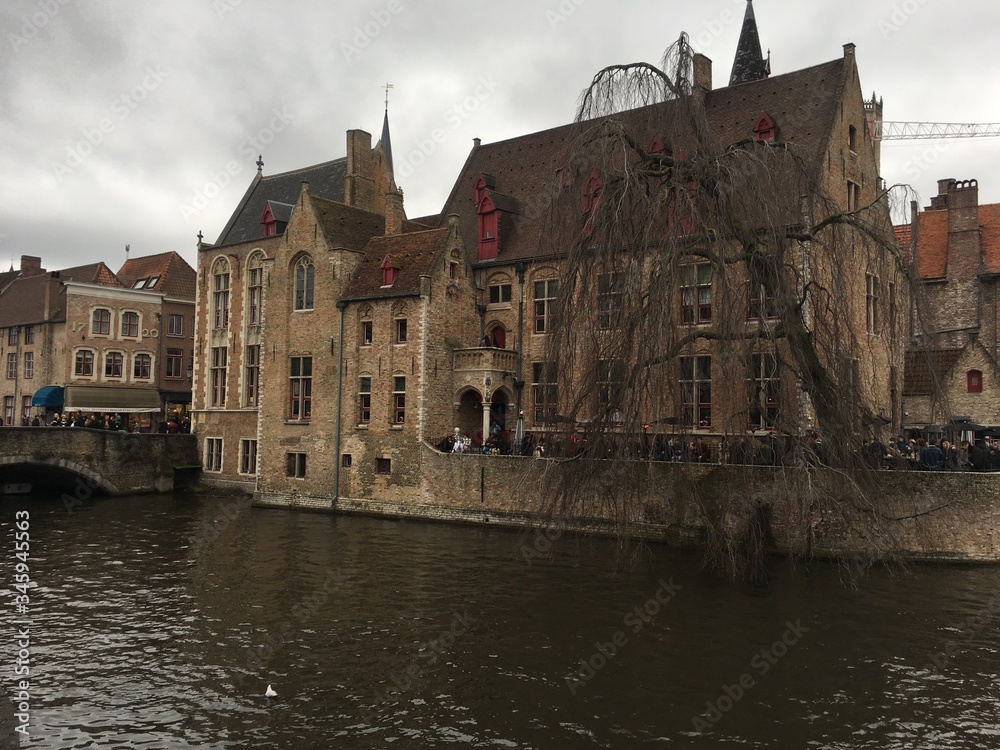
[57,262,122,286]
[904,348,965,397]
[342,228,449,301]
[116,251,197,300]
[438,56,845,265]
[215,159,348,247]
[264,200,294,225]
[0,274,56,327]
[0,268,20,294]
[308,194,386,251]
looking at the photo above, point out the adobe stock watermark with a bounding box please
[879,0,930,39]
[50,65,170,182]
[546,0,587,29]
[520,517,572,565]
[213,0,243,19]
[566,578,682,695]
[341,0,413,64]
[902,141,950,182]
[395,76,500,181]
[7,0,72,52]
[178,106,295,221]
[691,619,809,732]
[924,593,1000,673]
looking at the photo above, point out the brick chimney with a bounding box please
[20,255,43,276]
[384,188,404,236]
[692,53,712,93]
[344,129,376,212]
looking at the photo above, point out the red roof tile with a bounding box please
[116,251,196,300]
[342,228,449,300]
[981,203,1000,275]
[913,209,948,280]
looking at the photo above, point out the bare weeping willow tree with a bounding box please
[526,34,918,579]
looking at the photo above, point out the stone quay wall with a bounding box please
[253,443,1000,563]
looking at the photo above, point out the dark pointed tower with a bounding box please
[729,0,769,86]
[378,84,395,178]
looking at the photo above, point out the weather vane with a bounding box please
[383,82,393,112]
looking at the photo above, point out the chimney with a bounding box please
[693,53,713,93]
[385,188,404,236]
[19,255,43,277]
[344,129,376,211]
[948,179,979,235]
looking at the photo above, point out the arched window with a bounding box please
[968,370,983,394]
[294,256,315,310]
[247,252,264,326]
[92,308,111,335]
[212,257,231,329]
[121,311,139,338]
[133,353,151,379]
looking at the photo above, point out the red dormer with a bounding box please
[381,256,398,287]
[476,174,499,260]
[261,200,292,237]
[753,112,777,143]
[649,137,667,155]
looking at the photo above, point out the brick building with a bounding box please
[0,252,195,426]
[903,178,1000,434]
[193,19,903,501]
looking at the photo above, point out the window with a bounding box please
[21,396,31,423]
[132,278,147,289]
[848,181,861,212]
[968,370,984,394]
[286,452,307,478]
[247,256,264,326]
[146,275,160,289]
[240,439,258,475]
[105,352,123,378]
[5,354,15,380]
[167,315,184,336]
[211,347,227,407]
[245,345,260,407]
[393,376,406,424]
[213,259,231,329]
[92,308,111,335]
[748,266,778,321]
[24,326,34,344]
[361,320,373,346]
[395,319,407,344]
[596,359,625,410]
[681,264,712,324]
[748,353,780,430]
[381,257,398,287]
[680,355,712,428]
[534,279,558,334]
[359,377,372,424]
[7,328,17,345]
[597,273,624,329]
[848,124,857,152]
[342,454,353,468]
[166,348,183,379]
[532,362,557,423]
[133,353,151,379]
[205,438,223,472]
[376,457,391,475]
[866,273,879,335]
[121,311,139,338]
[3,396,13,426]
[489,283,512,305]
[294,256,315,310]
[24,352,33,380]
[75,349,94,377]
[888,282,896,336]
[289,356,312,421]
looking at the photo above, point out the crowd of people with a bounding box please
[23,411,191,434]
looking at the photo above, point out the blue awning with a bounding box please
[31,385,64,408]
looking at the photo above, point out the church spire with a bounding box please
[380,82,394,178]
[729,0,769,86]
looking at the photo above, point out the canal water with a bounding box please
[3,492,1000,748]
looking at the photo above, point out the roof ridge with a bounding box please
[260,157,347,181]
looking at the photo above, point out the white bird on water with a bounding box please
[265,684,277,698]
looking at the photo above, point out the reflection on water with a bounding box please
[2,492,1000,748]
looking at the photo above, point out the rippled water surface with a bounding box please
[3,493,1000,748]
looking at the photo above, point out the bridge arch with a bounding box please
[0,455,120,495]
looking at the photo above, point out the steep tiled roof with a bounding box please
[0,275,55,326]
[0,268,20,293]
[438,57,845,265]
[57,262,122,286]
[904,348,965,396]
[894,223,912,261]
[116,251,197,300]
[981,203,1000,275]
[342,228,448,300]
[913,209,948,279]
[309,194,386,251]
[216,160,348,247]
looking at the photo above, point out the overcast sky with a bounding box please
[2,0,999,273]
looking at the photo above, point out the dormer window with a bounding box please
[649,137,667,155]
[381,256,398,287]
[132,278,147,289]
[261,201,292,237]
[753,113,777,143]
[476,175,499,261]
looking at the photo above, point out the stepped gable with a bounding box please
[216,159,348,247]
[116,251,197,299]
[308,194,385,251]
[439,57,845,266]
[341,228,449,301]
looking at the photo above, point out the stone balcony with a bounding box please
[453,347,517,401]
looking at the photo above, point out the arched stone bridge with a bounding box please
[0,428,200,496]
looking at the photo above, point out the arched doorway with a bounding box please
[456,388,483,439]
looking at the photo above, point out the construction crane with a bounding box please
[873,121,1000,141]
